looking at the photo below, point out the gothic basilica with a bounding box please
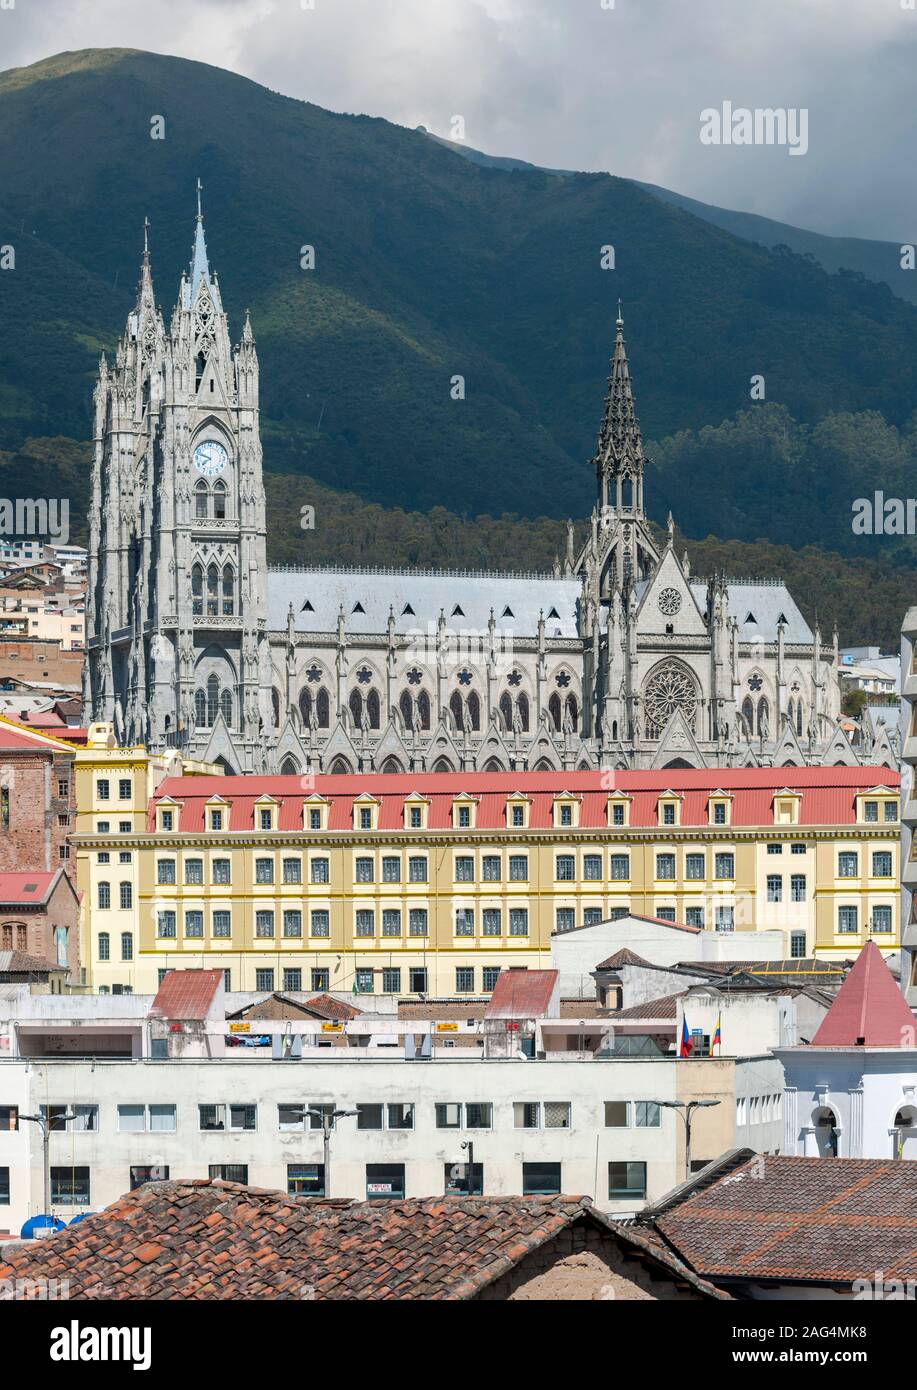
[85,200,895,775]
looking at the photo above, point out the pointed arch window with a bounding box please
[194,689,206,727]
[399,690,413,728]
[299,688,313,727]
[271,688,281,728]
[450,690,464,733]
[195,351,206,387]
[366,689,381,729]
[316,687,330,728]
[219,689,233,727]
[549,692,562,732]
[213,480,226,520]
[757,696,770,736]
[206,563,219,616]
[195,481,209,519]
[564,694,578,733]
[796,700,804,736]
[207,674,220,726]
[499,692,513,732]
[517,692,530,733]
[741,697,754,735]
[222,565,234,616]
[349,688,363,727]
[417,690,431,730]
[467,691,481,732]
[192,564,204,617]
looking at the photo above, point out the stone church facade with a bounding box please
[85,204,896,776]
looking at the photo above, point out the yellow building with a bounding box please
[73,767,900,997]
[72,723,222,988]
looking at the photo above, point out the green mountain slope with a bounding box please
[425,131,917,307]
[1,47,917,534]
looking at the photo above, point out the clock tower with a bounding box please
[86,188,271,770]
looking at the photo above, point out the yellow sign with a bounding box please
[435,1022,459,1032]
[228,1022,250,1034]
[321,1022,344,1033]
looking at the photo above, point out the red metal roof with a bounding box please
[148,767,898,834]
[0,870,58,905]
[810,941,915,1047]
[485,969,558,1020]
[149,969,223,1022]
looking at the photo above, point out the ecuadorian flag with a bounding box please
[712,1013,722,1054]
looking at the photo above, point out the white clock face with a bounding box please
[193,440,228,478]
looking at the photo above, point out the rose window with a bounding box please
[657,587,682,616]
[644,664,697,737]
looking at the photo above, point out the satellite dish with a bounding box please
[20,1214,65,1240]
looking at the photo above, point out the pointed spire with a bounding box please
[189,177,211,302]
[593,301,645,484]
[810,941,914,1046]
[242,308,254,342]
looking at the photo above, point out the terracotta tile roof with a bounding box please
[0,948,62,975]
[652,1154,917,1285]
[809,941,914,1046]
[559,999,609,1018]
[485,969,558,1019]
[149,969,223,1022]
[594,948,653,971]
[0,1181,728,1300]
[148,766,899,833]
[609,992,682,1021]
[397,999,487,1020]
[226,993,363,1022]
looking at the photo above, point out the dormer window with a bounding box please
[708,793,733,827]
[607,797,630,828]
[302,796,330,832]
[157,798,181,833]
[401,603,415,616]
[450,795,478,830]
[404,796,430,831]
[353,795,380,832]
[506,795,530,830]
[451,605,464,618]
[553,794,581,829]
[656,793,682,828]
[301,599,314,612]
[352,601,365,614]
[501,606,514,618]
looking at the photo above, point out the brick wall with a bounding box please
[0,749,75,879]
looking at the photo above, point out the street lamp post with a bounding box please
[19,1110,76,1223]
[650,1100,721,1182]
[289,1107,358,1198]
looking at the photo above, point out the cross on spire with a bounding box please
[196,177,203,222]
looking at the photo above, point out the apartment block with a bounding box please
[73,767,900,996]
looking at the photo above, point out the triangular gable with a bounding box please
[474,716,513,772]
[424,719,463,773]
[635,550,707,638]
[199,713,243,773]
[870,723,898,770]
[820,720,859,768]
[372,719,411,773]
[650,709,705,769]
[771,718,807,767]
[272,716,311,775]
[319,719,360,774]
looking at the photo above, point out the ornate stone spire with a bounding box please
[592,304,646,501]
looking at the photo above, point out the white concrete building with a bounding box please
[776,941,917,1158]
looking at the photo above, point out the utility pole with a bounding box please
[650,1099,721,1182]
[291,1107,357,1197]
[19,1110,76,1222]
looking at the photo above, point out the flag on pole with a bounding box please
[712,1013,722,1054]
[679,1015,692,1058]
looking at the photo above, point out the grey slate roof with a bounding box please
[690,581,813,644]
[267,567,582,639]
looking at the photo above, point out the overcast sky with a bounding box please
[3,0,915,241]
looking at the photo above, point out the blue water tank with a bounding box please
[68,1212,94,1225]
[19,1214,65,1239]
